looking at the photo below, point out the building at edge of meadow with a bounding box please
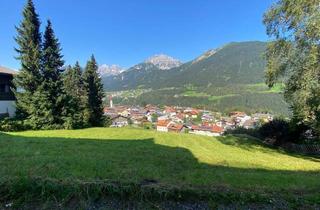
[0,66,16,118]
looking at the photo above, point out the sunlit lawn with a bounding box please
[1,127,319,194]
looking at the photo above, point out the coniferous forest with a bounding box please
[13,0,108,130]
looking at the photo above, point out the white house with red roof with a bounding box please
[156,120,173,132]
[189,124,224,137]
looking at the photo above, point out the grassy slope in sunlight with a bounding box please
[1,127,319,193]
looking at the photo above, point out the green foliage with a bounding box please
[263,0,320,136]
[63,63,87,129]
[0,118,30,132]
[142,122,153,129]
[116,88,289,115]
[12,1,107,130]
[259,118,290,146]
[102,115,112,127]
[151,113,158,123]
[13,0,42,119]
[225,127,260,139]
[83,55,105,127]
[31,20,66,129]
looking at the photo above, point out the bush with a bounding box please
[258,118,290,146]
[259,119,319,146]
[102,116,112,127]
[225,127,260,138]
[0,118,30,132]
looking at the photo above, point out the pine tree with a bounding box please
[38,20,65,128]
[63,63,86,128]
[14,0,42,120]
[83,55,105,126]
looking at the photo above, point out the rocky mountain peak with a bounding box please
[144,54,182,70]
[98,64,125,76]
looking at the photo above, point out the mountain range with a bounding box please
[103,41,267,90]
[98,64,125,77]
[101,41,289,115]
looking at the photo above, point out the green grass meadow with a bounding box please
[0,128,319,206]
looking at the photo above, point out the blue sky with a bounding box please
[0,0,274,70]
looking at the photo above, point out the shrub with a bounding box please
[259,118,290,146]
[0,118,30,132]
[225,127,260,138]
[288,122,318,144]
[102,116,112,127]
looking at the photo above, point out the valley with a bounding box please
[103,41,289,115]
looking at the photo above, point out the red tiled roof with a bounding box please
[168,123,183,131]
[191,125,223,133]
[212,125,223,133]
[176,113,185,119]
[229,111,246,117]
[157,120,171,127]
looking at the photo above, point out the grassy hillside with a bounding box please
[112,83,289,115]
[1,128,319,208]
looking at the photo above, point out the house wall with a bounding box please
[157,126,168,132]
[0,101,16,117]
[189,130,221,137]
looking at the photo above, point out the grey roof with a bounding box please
[0,66,17,75]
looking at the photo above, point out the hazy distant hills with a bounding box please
[103,41,267,90]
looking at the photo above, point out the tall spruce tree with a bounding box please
[14,0,42,120]
[83,55,105,126]
[63,62,86,128]
[37,20,65,129]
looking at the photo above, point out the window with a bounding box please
[0,84,10,93]
[0,84,5,93]
[5,85,10,93]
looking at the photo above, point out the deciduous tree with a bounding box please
[264,0,320,133]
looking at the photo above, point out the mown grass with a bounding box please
[246,83,284,93]
[181,83,283,101]
[0,128,319,207]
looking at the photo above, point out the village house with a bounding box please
[167,123,185,133]
[156,120,172,132]
[201,113,214,122]
[218,117,236,130]
[104,107,118,119]
[189,124,224,137]
[171,115,184,124]
[0,67,16,118]
[157,115,169,121]
[111,115,130,127]
[252,113,273,123]
[184,109,199,119]
[243,119,257,129]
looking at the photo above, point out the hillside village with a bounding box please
[104,97,273,137]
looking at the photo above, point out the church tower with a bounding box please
[109,95,113,108]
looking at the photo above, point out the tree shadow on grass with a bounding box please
[0,132,319,195]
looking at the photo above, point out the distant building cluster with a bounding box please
[104,98,273,137]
